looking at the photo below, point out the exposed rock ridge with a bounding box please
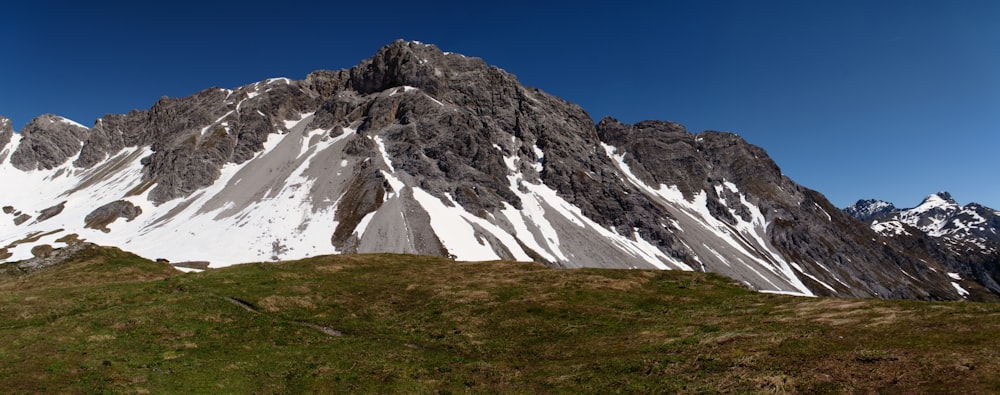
[9,114,90,171]
[84,200,143,232]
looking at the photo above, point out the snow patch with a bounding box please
[952,282,970,297]
[758,290,816,297]
[58,117,89,129]
[354,211,377,238]
[382,171,405,198]
[532,144,545,172]
[413,188,530,262]
[814,203,832,221]
[373,136,395,173]
[423,93,444,106]
[871,220,910,236]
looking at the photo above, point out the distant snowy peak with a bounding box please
[844,199,897,222]
[912,192,959,213]
[895,193,960,238]
[847,193,1000,296]
[850,192,999,254]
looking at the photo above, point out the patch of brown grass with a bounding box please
[258,295,318,313]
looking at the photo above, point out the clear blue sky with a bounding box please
[2,1,998,209]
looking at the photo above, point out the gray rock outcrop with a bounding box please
[35,201,67,223]
[0,116,13,162]
[84,200,143,232]
[9,114,90,171]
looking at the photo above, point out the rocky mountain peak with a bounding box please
[347,39,491,98]
[919,191,957,207]
[844,199,897,223]
[909,192,961,219]
[8,114,91,171]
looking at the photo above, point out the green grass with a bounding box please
[1,248,999,393]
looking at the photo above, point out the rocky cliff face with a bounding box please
[0,40,993,300]
[8,114,90,171]
[595,119,961,299]
[0,117,12,163]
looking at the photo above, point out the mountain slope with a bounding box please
[0,40,985,300]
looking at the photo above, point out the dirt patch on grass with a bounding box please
[258,295,317,313]
[315,264,346,273]
[776,299,908,327]
[550,274,650,292]
[700,332,757,346]
[865,307,909,326]
[580,275,649,291]
[454,290,493,303]
[795,299,868,313]
[430,287,496,304]
[794,351,922,392]
[274,272,303,280]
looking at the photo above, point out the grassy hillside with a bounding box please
[0,247,998,393]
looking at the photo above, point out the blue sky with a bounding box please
[2,1,998,209]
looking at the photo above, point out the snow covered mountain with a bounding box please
[0,40,988,300]
[843,199,896,223]
[846,192,1000,295]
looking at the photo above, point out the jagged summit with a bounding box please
[346,39,498,97]
[0,40,994,301]
[927,191,954,202]
[914,191,958,211]
[7,114,90,171]
[844,199,897,223]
